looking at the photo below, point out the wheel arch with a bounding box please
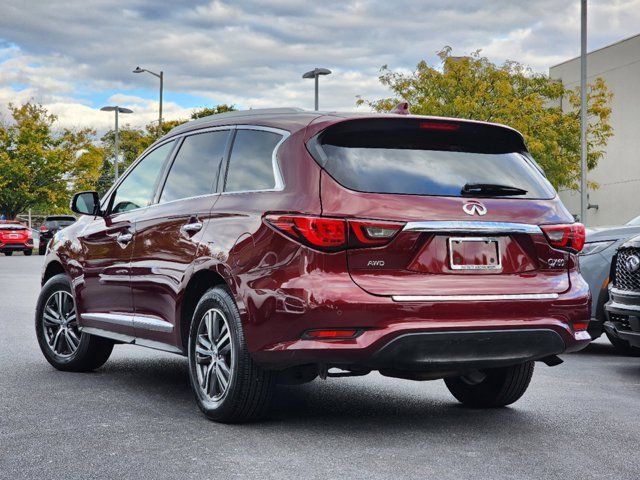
[42,260,66,286]
[179,268,232,352]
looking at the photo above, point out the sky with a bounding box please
[0,0,639,133]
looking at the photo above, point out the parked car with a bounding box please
[578,215,640,347]
[0,221,34,256]
[604,235,640,354]
[38,215,76,255]
[35,108,591,423]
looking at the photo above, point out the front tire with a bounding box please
[188,286,276,423]
[35,273,114,371]
[24,249,32,256]
[444,362,534,408]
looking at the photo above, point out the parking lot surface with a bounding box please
[1,255,639,480]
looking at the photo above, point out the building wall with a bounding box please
[550,34,640,226]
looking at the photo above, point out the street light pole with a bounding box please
[133,66,164,135]
[302,68,332,111]
[580,0,588,224]
[100,106,134,182]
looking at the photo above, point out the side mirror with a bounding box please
[70,191,102,216]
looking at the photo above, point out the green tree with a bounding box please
[358,47,613,190]
[190,104,236,119]
[0,103,98,218]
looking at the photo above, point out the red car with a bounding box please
[35,109,591,422]
[0,221,34,256]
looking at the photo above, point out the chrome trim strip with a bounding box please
[403,221,542,234]
[81,313,173,332]
[81,313,133,327]
[134,315,174,333]
[135,338,184,354]
[392,293,559,302]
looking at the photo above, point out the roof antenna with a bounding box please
[390,101,410,115]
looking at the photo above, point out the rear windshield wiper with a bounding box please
[461,183,528,197]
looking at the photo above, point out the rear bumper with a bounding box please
[0,243,32,252]
[368,328,565,372]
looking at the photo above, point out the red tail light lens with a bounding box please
[541,223,585,253]
[266,215,346,250]
[304,329,359,339]
[419,121,460,131]
[265,215,404,251]
[40,225,48,232]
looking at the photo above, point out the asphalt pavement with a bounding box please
[1,255,639,480]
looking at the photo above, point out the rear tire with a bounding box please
[39,245,46,255]
[188,286,276,423]
[35,273,114,372]
[445,362,534,408]
[4,251,12,256]
[605,331,640,356]
[24,250,32,256]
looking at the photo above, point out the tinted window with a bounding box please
[111,141,174,214]
[225,130,282,192]
[160,131,229,203]
[314,119,555,199]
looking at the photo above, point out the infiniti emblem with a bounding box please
[625,254,640,273]
[462,200,487,216]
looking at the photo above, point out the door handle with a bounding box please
[116,232,133,246]
[181,221,203,234]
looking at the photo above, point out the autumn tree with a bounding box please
[0,103,99,218]
[358,47,613,190]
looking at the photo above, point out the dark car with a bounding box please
[578,216,640,348]
[0,221,33,256]
[38,215,76,255]
[35,108,591,423]
[604,235,640,354]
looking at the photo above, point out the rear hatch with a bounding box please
[0,225,30,245]
[308,117,575,297]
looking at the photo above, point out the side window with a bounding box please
[225,130,282,192]
[159,130,229,203]
[110,141,175,214]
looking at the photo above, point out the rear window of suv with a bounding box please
[309,118,555,199]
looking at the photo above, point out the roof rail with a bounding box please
[168,108,307,135]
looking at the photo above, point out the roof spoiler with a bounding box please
[390,102,410,115]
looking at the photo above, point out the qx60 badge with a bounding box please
[463,200,487,216]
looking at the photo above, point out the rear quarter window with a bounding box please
[224,129,283,192]
[310,118,555,200]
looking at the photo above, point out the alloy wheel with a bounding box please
[195,308,233,401]
[42,290,81,357]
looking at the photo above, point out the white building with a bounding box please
[550,34,640,226]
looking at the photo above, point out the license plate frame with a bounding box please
[448,236,502,271]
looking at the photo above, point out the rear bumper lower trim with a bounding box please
[392,293,559,302]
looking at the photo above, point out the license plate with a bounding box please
[9,234,19,239]
[448,237,501,271]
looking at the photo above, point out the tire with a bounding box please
[188,286,276,423]
[39,245,46,255]
[24,250,32,256]
[4,251,12,256]
[605,331,640,356]
[444,362,535,408]
[35,273,114,372]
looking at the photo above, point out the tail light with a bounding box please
[304,329,359,339]
[541,223,585,253]
[265,214,404,251]
[40,225,48,232]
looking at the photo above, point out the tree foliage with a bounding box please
[357,47,613,190]
[0,103,98,218]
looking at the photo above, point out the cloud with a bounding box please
[0,0,638,132]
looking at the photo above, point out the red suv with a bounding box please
[35,109,591,422]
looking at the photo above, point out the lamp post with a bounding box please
[302,67,332,111]
[133,66,164,135]
[100,106,133,181]
[579,0,588,224]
